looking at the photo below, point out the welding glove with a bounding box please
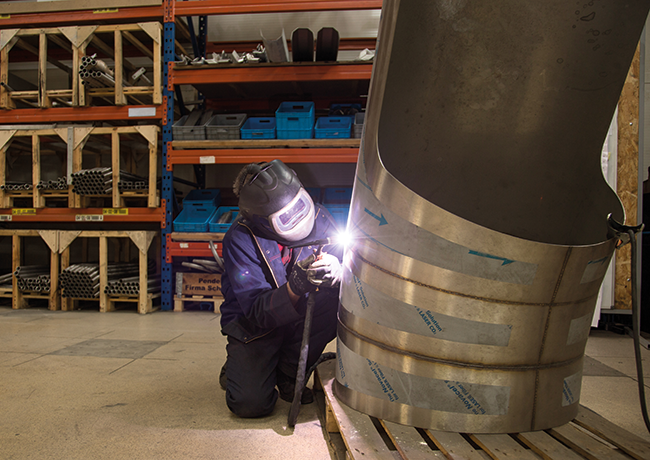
[306,253,342,289]
[288,253,318,296]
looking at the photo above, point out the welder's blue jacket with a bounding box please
[220,204,343,343]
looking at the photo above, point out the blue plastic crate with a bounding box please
[183,189,221,208]
[314,117,352,139]
[277,128,314,139]
[241,117,276,139]
[275,102,315,130]
[209,206,239,232]
[174,205,218,232]
[324,204,349,230]
[323,187,352,204]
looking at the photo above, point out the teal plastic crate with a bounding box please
[174,205,218,232]
[183,189,221,208]
[324,204,349,230]
[277,128,314,139]
[323,187,352,204]
[275,102,315,130]
[241,117,276,139]
[314,117,352,139]
[209,206,239,232]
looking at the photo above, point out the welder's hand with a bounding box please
[288,254,318,296]
[307,253,342,289]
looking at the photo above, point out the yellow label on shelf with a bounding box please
[0,15,10,19]
[76,215,103,222]
[103,208,129,216]
[12,208,36,215]
[93,9,118,14]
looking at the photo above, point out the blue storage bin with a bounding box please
[209,206,239,232]
[323,187,353,204]
[241,117,276,139]
[275,102,315,130]
[183,189,221,208]
[314,117,352,139]
[324,204,349,230]
[277,128,314,140]
[174,205,218,232]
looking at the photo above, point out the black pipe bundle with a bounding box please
[105,275,161,296]
[14,265,50,293]
[36,177,68,191]
[71,167,148,196]
[79,55,116,88]
[61,261,156,298]
[1,181,33,191]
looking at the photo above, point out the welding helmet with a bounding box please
[234,160,315,242]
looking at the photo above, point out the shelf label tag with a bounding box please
[103,208,129,216]
[0,215,12,221]
[0,15,10,19]
[76,215,103,222]
[128,107,157,118]
[12,208,36,215]
[93,9,118,14]
[180,243,189,249]
[200,156,216,164]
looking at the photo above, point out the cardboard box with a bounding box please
[175,273,223,297]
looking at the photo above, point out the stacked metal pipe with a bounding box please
[71,167,148,195]
[79,54,117,88]
[61,262,155,298]
[0,272,12,290]
[36,177,68,191]
[105,275,161,296]
[1,181,33,191]
[14,265,50,293]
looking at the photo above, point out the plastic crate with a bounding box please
[323,187,352,204]
[173,110,212,141]
[206,114,247,140]
[174,205,218,232]
[208,206,239,232]
[241,117,276,139]
[329,103,362,117]
[315,117,352,139]
[275,102,315,130]
[353,112,365,139]
[277,128,313,140]
[324,204,349,230]
[183,189,221,208]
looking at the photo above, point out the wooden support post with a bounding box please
[12,234,26,309]
[0,142,8,208]
[0,42,15,109]
[71,44,80,107]
[114,30,126,106]
[32,134,45,208]
[111,130,121,207]
[38,33,51,108]
[99,235,110,312]
[138,241,149,314]
[60,246,74,311]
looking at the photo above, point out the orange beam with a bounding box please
[171,63,373,86]
[175,0,381,16]
[167,147,359,169]
[0,6,162,27]
[0,106,162,124]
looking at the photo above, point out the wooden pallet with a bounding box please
[316,360,650,460]
[173,294,222,313]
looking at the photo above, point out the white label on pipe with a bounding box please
[562,372,582,406]
[336,340,510,415]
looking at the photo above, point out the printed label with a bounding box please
[567,313,592,345]
[581,256,610,284]
[75,215,103,222]
[200,156,216,164]
[562,372,582,406]
[103,208,128,215]
[0,215,12,221]
[12,208,36,215]
[128,107,156,118]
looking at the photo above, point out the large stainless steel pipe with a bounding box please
[334,0,650,433]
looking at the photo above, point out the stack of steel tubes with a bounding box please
[0,272,12,290]
[14,265,50,293]
[79,54,117,88]
[105,275,161,296]
[36,177,68,191]
[1,181,33,191]
[71,167,148,195]
[61,262,155,298]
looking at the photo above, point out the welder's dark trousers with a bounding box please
[223,290,338,418]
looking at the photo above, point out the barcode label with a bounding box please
[75,215,104,222]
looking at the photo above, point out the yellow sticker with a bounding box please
[93,9,118,14]
[0,15,10,19]
[103,208,128,215]
[12,208,36,215]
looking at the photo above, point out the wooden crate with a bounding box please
[316,360,650,460]
[0,229,60,311]
[173,294,222,313]
[59,230,159,314]
[0,23,162,109]
[0,125,159,209]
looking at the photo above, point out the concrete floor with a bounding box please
[1,307,649,460]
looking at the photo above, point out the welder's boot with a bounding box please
[277,370,314,404]
[219,364,227,391]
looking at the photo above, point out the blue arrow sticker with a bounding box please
[468,250,515,266]
[364,208,388,226]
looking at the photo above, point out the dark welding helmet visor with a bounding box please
[236,160,315,242]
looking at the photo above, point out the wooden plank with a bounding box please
[573,405,650,460]
[380,420,446,460]
[0,0,161,15]
[471,434,541,460]
[318,360,396,460]
[548,423,631,460]
[114,30,126,105]
[517,431,584,460]
[425,430,486,460]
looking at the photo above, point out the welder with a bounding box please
[219,159,343,418]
